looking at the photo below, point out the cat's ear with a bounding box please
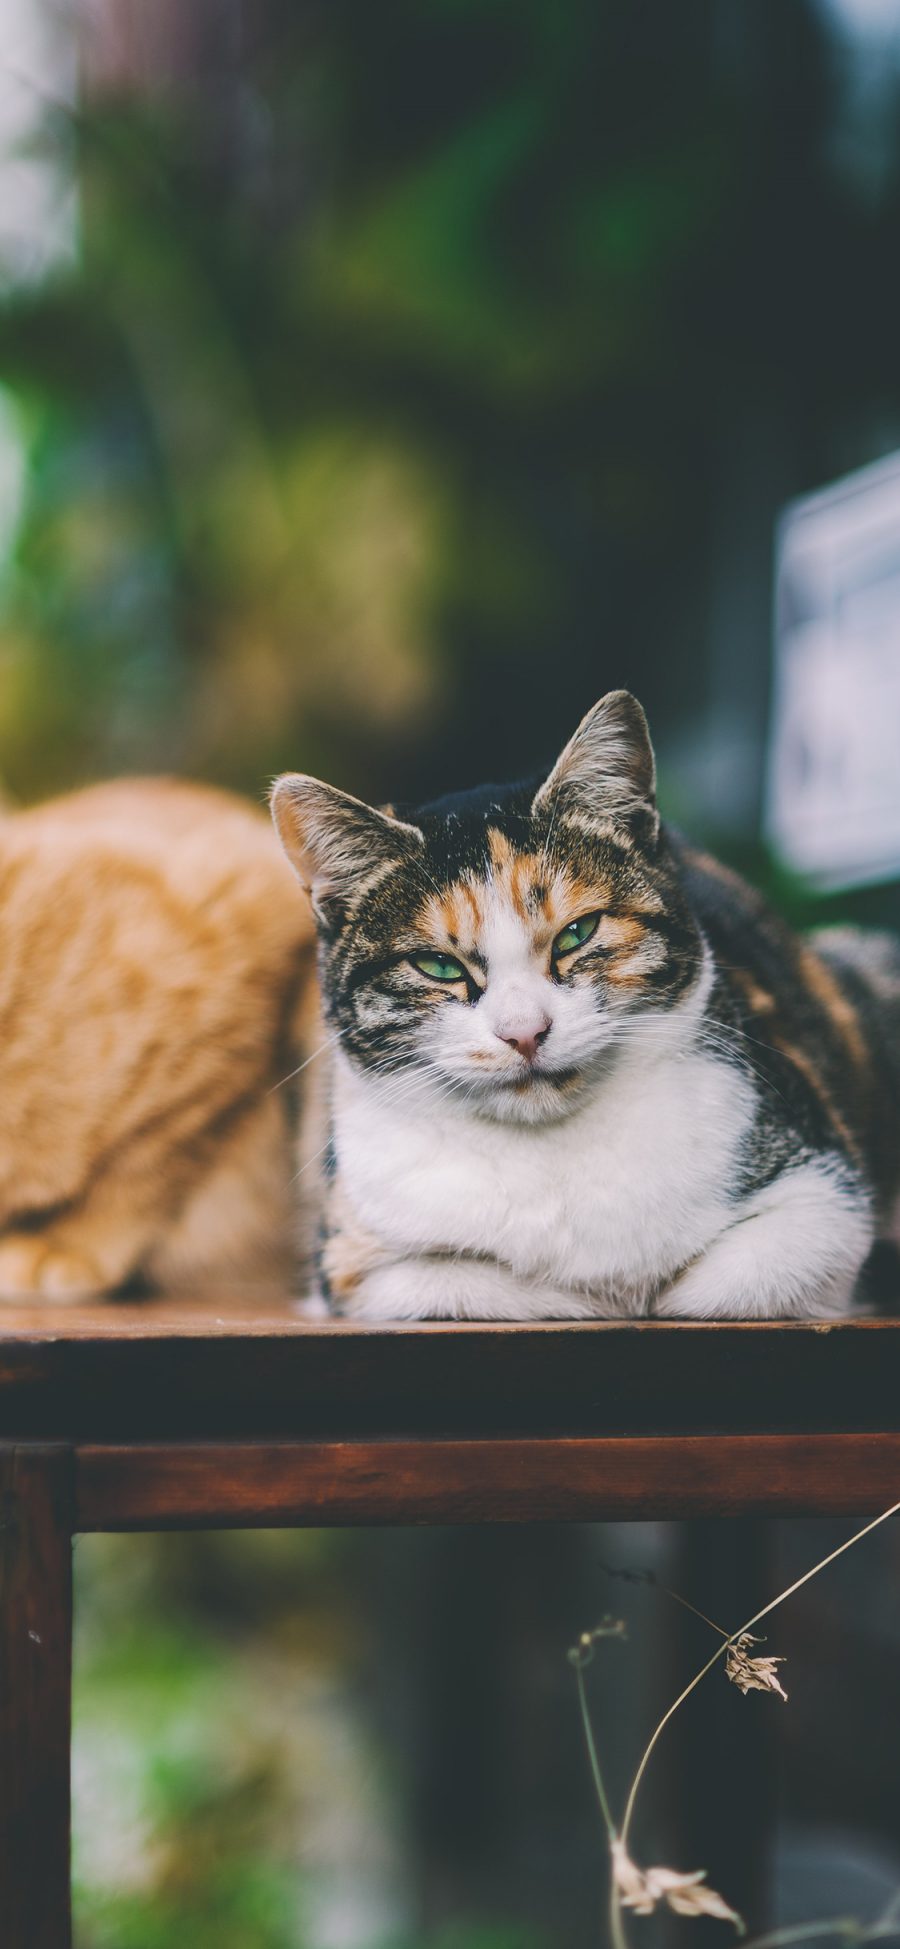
[532,690,659,842]
[270,775,423,920]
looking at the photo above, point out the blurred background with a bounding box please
[2,0,900,1942]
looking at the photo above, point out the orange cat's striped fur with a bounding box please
[0,779,314,1300]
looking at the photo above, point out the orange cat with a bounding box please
[0,778,314,1300]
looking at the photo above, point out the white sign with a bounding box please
[766,448,900,887]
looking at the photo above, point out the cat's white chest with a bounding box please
[332,1046,756,1308]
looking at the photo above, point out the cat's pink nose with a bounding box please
[497,1016,551,1063]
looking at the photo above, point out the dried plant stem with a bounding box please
[574,1663,616,1841]
[655,1584,731,1638]
[620,1639,730,1851]
[621,1497,900,1852]
[740,1894,900,1949]
[741,1922,861,1948]
[573,1664,629,1949]
[600,1561,730,1639]
[609,1876,628,1949]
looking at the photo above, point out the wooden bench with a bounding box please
[3,1294,900,1947]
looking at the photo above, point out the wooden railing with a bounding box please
[2,1292,900,1945]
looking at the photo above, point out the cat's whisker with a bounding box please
[539,792,563,882]
[291,1076,436,1182]
[416,858,455,908]
[698,1020,795,1112]
[267,1027,348,1094]
[291,1137,338,1185]
[705,1014,793,1062]
[584,1012,795,1115]
[599,1011,793,1109]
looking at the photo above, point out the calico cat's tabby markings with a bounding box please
[272,691,900,1320]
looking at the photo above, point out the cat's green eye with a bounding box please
[411,951,468,984]
[553,912,600,957]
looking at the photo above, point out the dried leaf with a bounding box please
[666,1877,747,1923]
[725,1632,788,1701]
[612,1838,659,1913]
[611,1839,744,1929]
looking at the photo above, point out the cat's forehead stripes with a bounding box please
[414,875,549,961]
[414,847,614,959]
[411,844,668,987]
[483,827,595,922]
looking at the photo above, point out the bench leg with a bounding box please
[0,1445,74,1949]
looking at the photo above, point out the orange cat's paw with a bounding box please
[0,1233,105,1301]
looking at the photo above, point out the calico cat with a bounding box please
[272,691,900,1320]
[0,778,314,1300]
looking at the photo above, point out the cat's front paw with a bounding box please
[344,1261,462,1319]
[0,1232,106,1302]
[346,1258,608,1321]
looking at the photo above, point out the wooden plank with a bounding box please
[3,1308,900,1441]
[75,1431,900,1529]
[0,1445,73,1949]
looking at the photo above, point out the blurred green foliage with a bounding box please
[72,1532,544,1949]
[4,0,897,811]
